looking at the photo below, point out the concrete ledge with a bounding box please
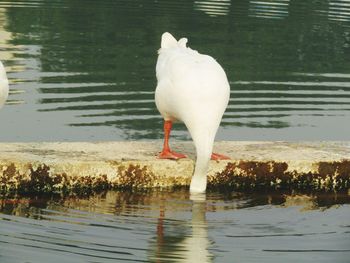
[0,141,350,194]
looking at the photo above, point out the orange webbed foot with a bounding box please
[158,150,187,160]
[211,152,230,160]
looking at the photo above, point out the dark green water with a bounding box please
[1,2,350,262]
[1,190,350,263]
[0,0,350,140]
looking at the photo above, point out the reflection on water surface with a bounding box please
[0,190,350,262]
[0,0,350,140]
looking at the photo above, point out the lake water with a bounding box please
[0,190,349,263]
[1,2,350,262]
[0,0,350,141]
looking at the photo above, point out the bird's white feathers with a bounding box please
[155,32,230,192]
[0,61,9,109]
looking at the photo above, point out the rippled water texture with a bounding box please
[0,190,349,262]
[0,0,349,140]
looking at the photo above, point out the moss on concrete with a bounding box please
[209,160,350,191]
[0,142,350,194]
[1,160,350,195]
[1,163,110,195]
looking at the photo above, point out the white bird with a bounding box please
[155,32,230,193]
[0,61,9,109]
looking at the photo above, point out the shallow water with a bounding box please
[0,190,349,263]
[0,0,350,140]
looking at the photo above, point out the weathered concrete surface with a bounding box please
[0,141,350,194]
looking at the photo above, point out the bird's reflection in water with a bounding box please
[150,193,212,263]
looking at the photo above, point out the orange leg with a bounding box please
[211,152,230,160]
[158,120,187,160]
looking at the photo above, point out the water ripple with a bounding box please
[1,0,350,140]
[1,191,349,263]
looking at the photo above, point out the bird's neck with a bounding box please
[190,132,214,193]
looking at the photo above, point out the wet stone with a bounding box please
[0,141,350,194]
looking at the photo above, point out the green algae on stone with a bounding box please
[112,164,191,190]
[113,164,157,189]
[1,159,350,195]
[208,160,350,191]
[1,163,110,195]
[208,161,292,190]
[1,162,190,194]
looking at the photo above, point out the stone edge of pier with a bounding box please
[0,141,350,194]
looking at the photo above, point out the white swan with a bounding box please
[155,32,230,193]
[0,61,9,109]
